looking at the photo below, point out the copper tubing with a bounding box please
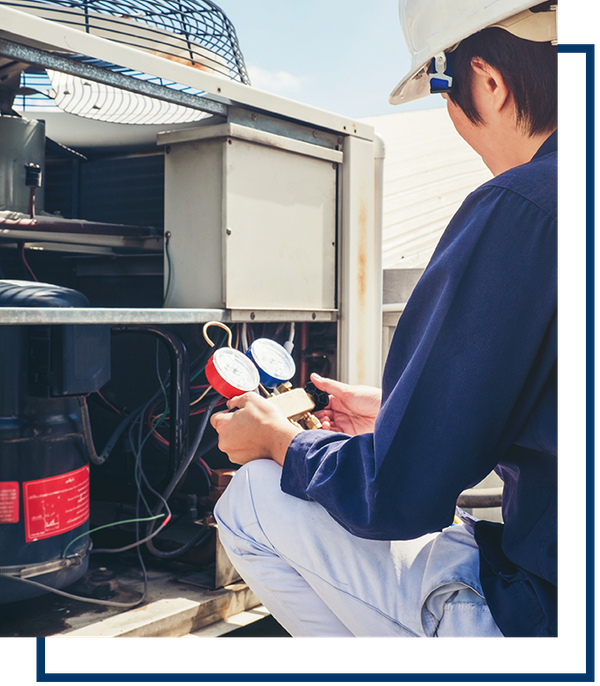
[0,213,160,237]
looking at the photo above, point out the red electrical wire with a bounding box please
[20,242,38,282]
[95,391,122,416]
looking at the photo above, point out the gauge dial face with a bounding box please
[247,338,296,387]
[207,347,259,398]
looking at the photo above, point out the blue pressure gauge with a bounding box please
[246,338,296,388]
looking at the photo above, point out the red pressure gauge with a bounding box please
[205,347,260,399]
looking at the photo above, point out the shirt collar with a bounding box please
[533,130,557,160]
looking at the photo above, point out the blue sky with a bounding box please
[217,0,444,118]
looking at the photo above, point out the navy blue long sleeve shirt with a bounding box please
[281,132,557,637]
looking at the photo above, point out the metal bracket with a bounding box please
[0,37,227,117]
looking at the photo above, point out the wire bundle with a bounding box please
[91,334,226,545]
[1,322,298,609]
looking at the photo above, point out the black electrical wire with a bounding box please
[132,483,149,606]
[0,510,149,607]
[0,573,147,609]
[80,393,155,466]
[84,325,229,468]
[82,344,181,467]
[90,515,171,555]
[145,395,219,560]
[136,341,218,455]
[83,333,227,562]
[90,440,174,556]
[79,395,121,466]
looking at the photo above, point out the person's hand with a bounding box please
[310,373,381,436]
[210,392,302,466]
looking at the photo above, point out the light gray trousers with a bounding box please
[214,459,503,638]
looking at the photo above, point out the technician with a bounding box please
[210,0,557,638]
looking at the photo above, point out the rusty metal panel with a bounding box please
[338,135,383,387]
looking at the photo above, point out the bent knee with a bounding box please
[214,459,282,530]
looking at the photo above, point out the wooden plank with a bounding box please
[61,582,260,638]
[183,606,270,638]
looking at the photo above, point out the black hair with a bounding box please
[448,26,557,136]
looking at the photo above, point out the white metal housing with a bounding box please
[0,3,384,386]
[160,123,339,312]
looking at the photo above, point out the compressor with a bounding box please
[0,280,110,604]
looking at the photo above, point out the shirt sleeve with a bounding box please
[281,184,557,541]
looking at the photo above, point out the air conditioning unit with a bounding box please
[0,0,383,636]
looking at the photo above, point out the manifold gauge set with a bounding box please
[203,323,296,398]
[202,322,327,429]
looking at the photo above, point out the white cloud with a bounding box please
[247,64,305,93]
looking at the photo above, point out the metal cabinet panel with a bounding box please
[224,138,336,309]
[162,124,337,311]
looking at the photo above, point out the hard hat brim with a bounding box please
[389,5,557,106]
[389,61,431,106]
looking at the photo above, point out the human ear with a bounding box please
[470,57,511,114]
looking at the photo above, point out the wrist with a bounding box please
[269,423,303,466]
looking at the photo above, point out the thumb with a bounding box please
[310,373,349,395]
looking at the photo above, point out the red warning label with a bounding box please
[23,465,89,542]
[0,482,19,524]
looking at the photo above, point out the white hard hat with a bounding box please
[389,0,557,105]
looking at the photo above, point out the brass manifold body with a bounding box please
[264,382,323,430]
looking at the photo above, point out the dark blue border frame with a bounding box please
[24,43,596,685]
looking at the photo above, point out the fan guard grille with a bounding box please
[2,0,250,84]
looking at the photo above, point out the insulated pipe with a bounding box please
[0,213,161,237]
[456,487,503,509]
[112,324,190,476]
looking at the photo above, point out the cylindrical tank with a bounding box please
[0,281,92,604]
[0,115,45,214]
